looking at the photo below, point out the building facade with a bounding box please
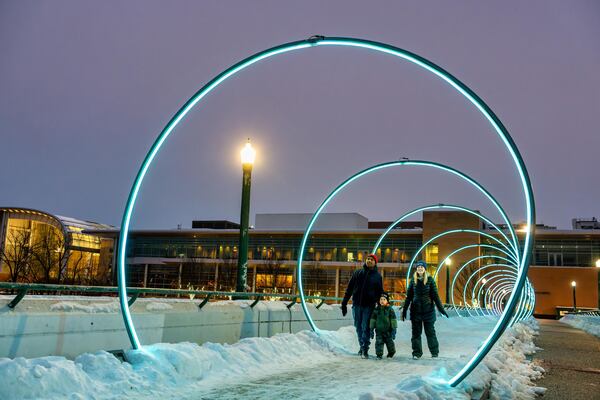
[0,208,115,284]
[1,208,599,317]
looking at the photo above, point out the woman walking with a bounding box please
[401,260,448,359]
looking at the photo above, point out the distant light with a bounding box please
[241,140,256,165]
[518,224,530,233]
[571,281,577,287]
[482,278,487,284]
[445,258,452,266]
[595,259,600,268]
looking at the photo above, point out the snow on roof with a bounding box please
[55,215,115,232]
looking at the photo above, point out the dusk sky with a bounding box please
[1,1,598,229]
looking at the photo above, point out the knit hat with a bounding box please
[367,253,378,264]
[415,260,426,267]
[380,292,390,302]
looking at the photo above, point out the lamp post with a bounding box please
[445,257,452,304]
[571,281,577,312]
[236,139,255,294]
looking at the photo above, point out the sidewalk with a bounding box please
[535,319,600,400]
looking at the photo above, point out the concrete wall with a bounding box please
[0,296,353,359]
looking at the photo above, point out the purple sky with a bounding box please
[1,1,599,229]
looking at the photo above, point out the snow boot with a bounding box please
[412,355,421,360]
[387,351,395,358]
[376,355,382,360]
[357,348,363,357]
[432,354,438,358]
[361,348,369,359]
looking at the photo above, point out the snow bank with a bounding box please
[560,314,600,337]
[365,319,546,400]
[49,301,120,313]
[0,317,545,400]
[0,325,356,400]
[144,302,173,311]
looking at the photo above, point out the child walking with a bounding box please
[369,292,397,360]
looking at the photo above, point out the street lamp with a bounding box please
[236,139,256,294]
[571,281,577,312]
[445,257,452,304]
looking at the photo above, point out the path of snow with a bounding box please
[560,314,600,337]
[0,316,545,400]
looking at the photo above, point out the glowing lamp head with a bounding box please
[571,281,576,287]
[518,224,530,233]
[595,259,600,268]
[445,258,452,266]
[241,140,256,165]
[482,278,487,284]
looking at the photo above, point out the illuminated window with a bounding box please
[425,244,439,265]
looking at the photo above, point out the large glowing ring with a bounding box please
[118,36,535,387]
[298,161,517,331]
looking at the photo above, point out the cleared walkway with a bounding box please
[536,319,600,400]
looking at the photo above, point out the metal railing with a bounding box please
[566,309,600,317]
[0,282,405,310]
[0,282,483,314]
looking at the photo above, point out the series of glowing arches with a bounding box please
[117,36,536,388]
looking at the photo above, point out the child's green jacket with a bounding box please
[369,305,397,333]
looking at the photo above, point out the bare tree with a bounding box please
[62,251,86,285]
[29,226,68,283]
[0,229,33,282]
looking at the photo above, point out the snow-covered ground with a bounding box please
[0,316,545,400]
[560,314,600,338]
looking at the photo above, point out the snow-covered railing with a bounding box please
[0,282,488,319]
[0,282,406,310]
[567,309,600,317]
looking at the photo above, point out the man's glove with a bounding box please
[441,310,449,318]
[341,302,348,316]
[401,311,406,321]
[392,328,397,340]
[370,329,375,339]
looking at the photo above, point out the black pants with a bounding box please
[375,331,396,357]
[411,318,439,357]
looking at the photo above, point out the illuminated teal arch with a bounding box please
[372,205,520,263]
[480,274,530,321]
[433,244,519,280]
[405,229,516,283]
[487,278,517,315]
[468,267,535,318]
[450,255,534,320]
[472,270,525,319]
[467,265,518,308]
[472,270,516,316]
[117,36,535,387]
[448,256,512,313]
[369,205,534,322]
[459,260,515,315]
[463,266,534,321]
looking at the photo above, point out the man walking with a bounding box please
[341,253,383,358]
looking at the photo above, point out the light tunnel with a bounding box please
[117,36,535,387]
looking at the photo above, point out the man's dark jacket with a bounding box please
[342,265,383,307]
[402,276,445,321]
